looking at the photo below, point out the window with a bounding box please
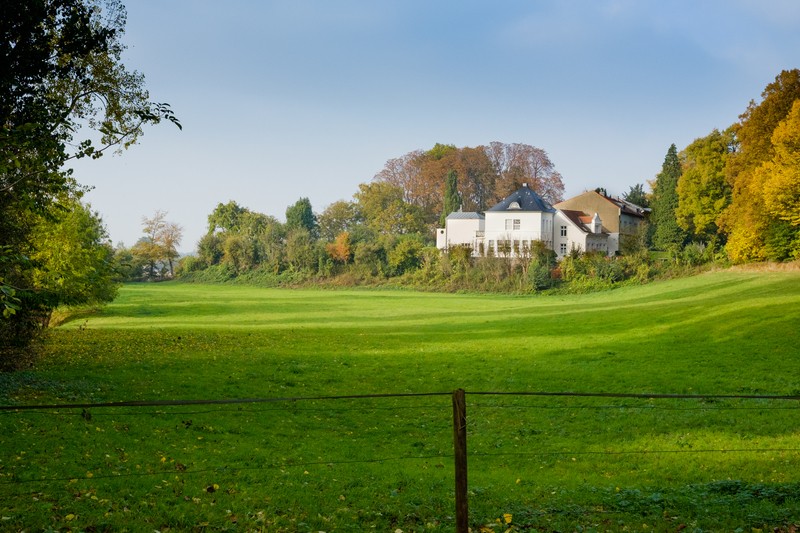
[505,218,521,231]
[513,219,520,230]
[560,225,567,237]
[560,243,567,254]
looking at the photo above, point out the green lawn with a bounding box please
[2,270,800,531]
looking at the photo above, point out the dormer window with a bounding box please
[508,201,521,210]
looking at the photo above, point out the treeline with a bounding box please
[168,144,665,294]
[650,69,800,262]
[170,70,800,292]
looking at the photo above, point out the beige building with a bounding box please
[554,191,649,255]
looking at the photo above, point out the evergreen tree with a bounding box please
[651,144,687,250]
[440,170,461,226]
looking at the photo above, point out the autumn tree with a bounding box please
[325,232,352,264]
[650,144,687,250]
[757,100,800,259]
[374,142,564,225]
[486,142,565,204]
[722,69,800,262]
[453,146,496,212]
[133,211,183,278]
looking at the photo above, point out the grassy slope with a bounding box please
[1,269,800,531]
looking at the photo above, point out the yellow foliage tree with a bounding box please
[722,70,800,262]
[762,100,800,227]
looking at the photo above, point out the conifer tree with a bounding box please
[440,170,461,226]
[650,144,687,250]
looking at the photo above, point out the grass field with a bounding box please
[2,269,800,531]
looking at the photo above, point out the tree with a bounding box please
[440,170,461,226]
[29,198,118,306]
[387,236,426,275]
[486,142,565,204]
[1,0,178,367]
[676,129,734,240]
[326,232,352,264]
[650,144,687,250]
[454,146,496,212]
[207,201,247,234]
[374,142,564,225]
[354,182,426,236]
[762,100,800,226]
[284,228,317,272]
[721,69,800,262]
[622,184,649,208]
[134,211,183,279]
[317,200,360,242]
[285,197,317,237]
[758,100,800,259]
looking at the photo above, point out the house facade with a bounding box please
[554,191,649,255]
[436,184,609,259]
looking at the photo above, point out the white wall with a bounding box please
[437,217,484,253]
[484,211,554,256]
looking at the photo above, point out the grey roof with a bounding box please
[446,211,484,220]
[488,184,555,213]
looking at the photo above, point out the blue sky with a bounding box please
[70,0,800,252]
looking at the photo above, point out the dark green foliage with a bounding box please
[440,169,461,226]
[764,219,800,261]
[285,197,318,237]
[651,144,687,250]
[1,0,176,368]
[623,183,649,208]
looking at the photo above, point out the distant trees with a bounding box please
[374,141,565,225]
[179,72,800,297]
[632,69,800,263]
[130,211,183,279]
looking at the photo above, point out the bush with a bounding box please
[387,237,425,275]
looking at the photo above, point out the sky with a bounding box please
[69,0,800,253]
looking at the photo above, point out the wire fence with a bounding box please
[2,390,800,530]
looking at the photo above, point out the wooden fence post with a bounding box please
[452,388,468,532]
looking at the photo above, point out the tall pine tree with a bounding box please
[651,144,687,250]
[440,170,461,226]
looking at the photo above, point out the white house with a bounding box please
[436,184,609,259]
